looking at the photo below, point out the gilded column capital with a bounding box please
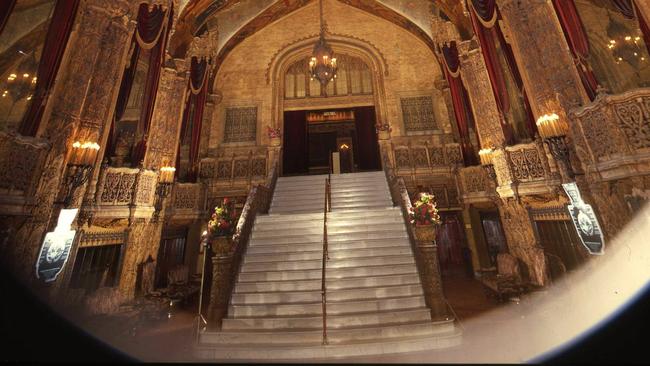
[431,15,461,47]
[187,29,219,62]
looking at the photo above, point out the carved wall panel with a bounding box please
[233,160,250,178]
[251,158,266,177]
[400,96,438,132]
[428,147,445,166]
[0,133,48,197]
[508,148,545,182]
[613,97,650,150]
[445,144,463,165]
[460,166,492,194]
[224,107,257,143]
[394,149,411,169]
[173,183,203,210]
[99,171,137,205]
[199,159,217,178]
[412,148,428,168]
[217,161,232,179]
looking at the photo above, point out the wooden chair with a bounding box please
[478,253,527,302]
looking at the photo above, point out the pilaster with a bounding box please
[457,40,506,149]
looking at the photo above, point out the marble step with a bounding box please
[221,308,431,331]
[245,237,412,255]
[269,207,325,214]
[234,272,421,293]
[329,185,389,194]
[330,190,391,199]
[251,222,405,239]
[259,208,400,222]
[238,263,418,282]
[272,192,391,207]
[197,325,461,360]
[271,191,325,201]
[240,254,414,273]
[244,246,413,264]
[253,216,405,233]
[330,202,392,211]
[228,295,427,318]
[248,229,407,246]
[230,284,424,305]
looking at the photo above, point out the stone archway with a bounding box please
[267,35,389,174]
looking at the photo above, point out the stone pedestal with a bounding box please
[207,237,234,330]
[413,225,448,321]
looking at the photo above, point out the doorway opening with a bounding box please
[282,106,381,176]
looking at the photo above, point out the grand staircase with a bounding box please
[197,171,461,360]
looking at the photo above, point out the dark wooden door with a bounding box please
[283,110,308,175]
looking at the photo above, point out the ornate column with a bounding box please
[5,0,136,281]
[143,58,189,170]
[457,40,507,149]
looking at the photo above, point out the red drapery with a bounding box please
[494,24,537,136]
[131,3,173,166]
[551,0,600,101]
[469,8,515,145]
[634,2,650,56]
[0,0,16,34]
[441,42,479,166]
[17,0,80,136]
[106,36,141,157]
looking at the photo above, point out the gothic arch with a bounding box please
[266,34,390,134]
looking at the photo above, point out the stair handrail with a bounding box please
[321,176,331,345]
[196,160,279,342]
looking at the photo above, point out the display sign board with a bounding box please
[562,183,605,255]
[35,209,79,282]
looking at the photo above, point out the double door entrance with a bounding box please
[282,106,381,176]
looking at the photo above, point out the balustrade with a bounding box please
[90,165,157,220]
[492,141,559,199]
[570,88,650,180]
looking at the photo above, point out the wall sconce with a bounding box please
[154,166,176,215]
[63,141,100,207]
[479,147,497,180]
[536,113,573,177]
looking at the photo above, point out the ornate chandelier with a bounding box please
[309,0,337,90]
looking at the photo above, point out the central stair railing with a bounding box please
[321,154,332,345]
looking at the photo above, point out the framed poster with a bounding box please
[562,183,605,255]
[35,209,79,282]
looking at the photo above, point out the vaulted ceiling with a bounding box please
[170,0,470,61]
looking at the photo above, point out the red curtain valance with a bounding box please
[136,4,168,49]
[470,0,498,27]
[441,41,461,77]
[17,0,80,136]
[190,57,209,94]
[0,0,16,34]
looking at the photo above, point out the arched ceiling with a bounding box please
[170,0,470,61]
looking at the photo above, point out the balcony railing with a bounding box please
[458,165,495,203]
[168,182,207,219]
[92,165,157,219]
[569,87,650,180]
[492,141,559,198]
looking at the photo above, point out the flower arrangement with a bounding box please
[207,197,238,238]
[409,193,441,226]
[375,123,392,133]
[267,126,281,139]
